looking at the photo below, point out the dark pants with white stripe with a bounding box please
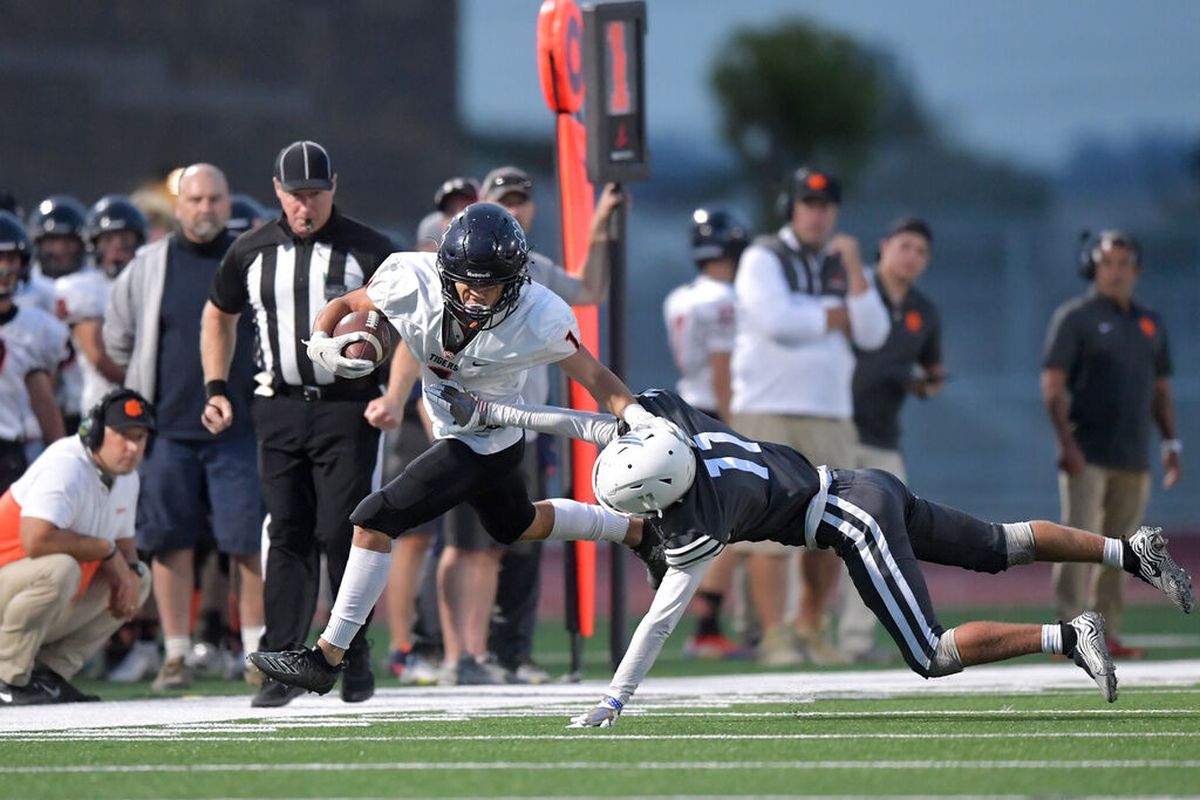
[254,396,381,653]
[814,469,1010,677]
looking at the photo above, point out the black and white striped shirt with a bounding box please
[209,208,395,394]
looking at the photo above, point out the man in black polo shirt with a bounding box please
[200,140,402,707]
[1042,230,1182,657]
[840,216,944,663]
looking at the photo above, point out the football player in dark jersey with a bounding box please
[425,384,1194,726]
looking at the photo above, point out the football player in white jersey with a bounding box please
[249,203,671,690]
[0,211,69,491]
[662,206,751,660]
[55,196,146,414]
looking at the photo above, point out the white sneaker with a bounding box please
[106,640,161,683]
[1068,611,1117,703]
[398,652,441,686]
[1129,526,1194,614]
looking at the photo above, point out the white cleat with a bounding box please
[1068,611,1117,703]
[1129,526,1194,614]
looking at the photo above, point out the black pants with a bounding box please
[254,396,380,652]
[0,440,27,495]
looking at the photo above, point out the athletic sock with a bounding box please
[695,591,724,637]
[164,636,191,662]
[1119,540,1142,576]
[1042,622,1078,656]
[241,624,264,657]
[322,546,393,650]
[546,498,629,543]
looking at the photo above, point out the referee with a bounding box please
[199,140,401,707]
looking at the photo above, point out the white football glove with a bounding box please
[623,404,690,446]
[566,695,623,729]
[424,381,489,433]
[304,331,375,379]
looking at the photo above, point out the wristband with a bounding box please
[1162,439,1183,456]
[102,540,118,562]
[204,380,229,400]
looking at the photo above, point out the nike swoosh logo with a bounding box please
[44,685,61,699]
[471,361,488,367]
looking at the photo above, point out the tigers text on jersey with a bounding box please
[636,390,822,568]
[366,252,581,454]
[55,268,118,412]
[0,305,70,441]
[662,274,735,412]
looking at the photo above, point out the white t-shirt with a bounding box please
[663,274,736,412]
[366,252,581,454]
[0,305,70,441]
[55,268,118,413]
[11,435,138,544]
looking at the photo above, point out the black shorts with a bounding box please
[444,439,540,551]
[350,437,534,545]
[812,469,1009,677]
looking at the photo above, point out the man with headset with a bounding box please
[1042,230,1182,658]
[0,389,154,705]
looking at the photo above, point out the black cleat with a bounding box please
[340,640,375,703]
[0,678,58,706]
[248,646,343,695]
[251,678,306,708]
[632,524,668,589]
[30,665,99,703]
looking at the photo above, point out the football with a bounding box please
[331,310,396,365]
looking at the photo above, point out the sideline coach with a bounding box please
[200,140,402,707]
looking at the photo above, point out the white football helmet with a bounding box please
[591,425,696,517]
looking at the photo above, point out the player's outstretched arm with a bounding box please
[425,382,621,444]
[569,558,711,729]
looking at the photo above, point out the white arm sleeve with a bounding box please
[484,401,622,446]
[847,282,890,351]
[607,558,711,705]
[735,246,828,345]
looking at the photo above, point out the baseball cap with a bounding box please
[434,177,480,213]
[274,140,334,192]
[791,167,842,205]
[482,166,533,203]
[103,392,156,433]
[886,216,933,245]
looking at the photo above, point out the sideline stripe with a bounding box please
[6,731,1200,744]
[2,759,1198,775]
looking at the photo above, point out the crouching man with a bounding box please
[0,389,155,704]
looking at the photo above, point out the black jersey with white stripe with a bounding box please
[209,208,395,391]
[636,390,821,568]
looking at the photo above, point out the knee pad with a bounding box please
[1003,522,1036,566]
[927,627,964,677]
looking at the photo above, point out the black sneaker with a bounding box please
[0,678,58,705]
[632,524,667,589]
[30,665,100,703]
[340,640,375,703]
[248,646,342,695]
[250,678,307,708]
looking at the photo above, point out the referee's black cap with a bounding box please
[274,140,334,192]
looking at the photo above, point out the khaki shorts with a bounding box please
[855,443,907,483]
[728,413,857,556]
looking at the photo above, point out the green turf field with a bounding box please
[2,689,1198,798]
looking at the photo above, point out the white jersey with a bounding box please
[663,274,736,412]
[55,268,117,413]
[521,251,584,438]
[15,271,56,314]
[0,305,71,441]
[366,252,581,454]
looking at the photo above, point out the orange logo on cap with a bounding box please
[905,310,923,332]
[1139,317,1157,338]
[806,173,828,191]
[124,399,144,417]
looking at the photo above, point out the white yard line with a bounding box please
[1,659,1197,734]
[2,759,1199,775]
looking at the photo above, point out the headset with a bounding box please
[1077,229,1142,281]
[78,388,156,451]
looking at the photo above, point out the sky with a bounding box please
[460,0,1200,171]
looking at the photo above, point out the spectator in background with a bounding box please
[730,166,889,665]
[839,216,943,664]
[129,189,176,244]
[0,389,153,705]
[0,211,68,492]
[434,177,480,218]
[201,140,400,707]
[663,206,750,658]
[106,164,265,692]
[226,195,269,236]
[1042,230,1182,658]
